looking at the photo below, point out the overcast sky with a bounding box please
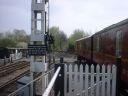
[0,0,128,37]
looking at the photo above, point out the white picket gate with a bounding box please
[64,64,116,96]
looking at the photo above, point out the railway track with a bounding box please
[0,61,30,77]
[0,52,76,95]
[0,67,30,89]
[0,61,30,90]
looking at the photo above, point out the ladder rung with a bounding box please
[31,28,42,32]
[31,19,43,21]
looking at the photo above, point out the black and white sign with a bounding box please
[28,45,47,55]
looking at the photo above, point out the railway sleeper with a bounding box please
[0,64,29,77]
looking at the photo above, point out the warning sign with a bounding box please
[28,45,47,55]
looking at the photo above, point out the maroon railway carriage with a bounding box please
[75,36,93,63]
[75,18,128,94]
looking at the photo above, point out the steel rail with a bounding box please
[0,68,30,89]
[42,67,61,96]
[0,61,29,77]
[8,68,54,96]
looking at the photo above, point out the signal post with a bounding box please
[29,0,49,95]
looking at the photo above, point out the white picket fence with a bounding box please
[10,52,22,61]
[64,64,116,96]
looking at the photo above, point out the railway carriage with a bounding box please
[75,36,93,64]
[75,18,128,94]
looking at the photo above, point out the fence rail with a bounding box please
[43,67,61,96]
[10,52,22,61]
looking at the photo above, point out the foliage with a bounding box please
[17,42,28,48]
[0,33,3,39]
[49,27,91,51]
[0,29,30,48]
[49,26,68,51]
[0,38,17,47]
[58,30,68,50]
[68,29,89,46]
[0,27,92,50]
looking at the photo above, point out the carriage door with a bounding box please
[100,34,104,63]
[116,30,122,57]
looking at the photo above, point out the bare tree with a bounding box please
[0,33,3,39]
[49,26,68,51]
[59,30,68,50]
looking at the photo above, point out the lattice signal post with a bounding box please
[29,0,49,95]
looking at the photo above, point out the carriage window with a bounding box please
[81,42,83,50]
[82,42,83,50]
[76,43,78,50]
[75,43,76,50]
[101,37,104,51]
[80,43,81,50]
[96,36,99,51]
[78,43,79,50]
[86,41,88,50]
[77,43,79,50]
[116,30,122,57]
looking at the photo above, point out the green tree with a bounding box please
[68,29,89,46]
[49,26,68,51]
[0,33,3,39]
[58,30,68,50]
[17,42,27,48]
[4,31,14,39]
[12,29,27,41]
[0,38,17,47]
[49,26,59,50]
[0,29,30,47]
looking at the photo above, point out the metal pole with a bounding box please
[42,67,61,96]
[116,57,121,96]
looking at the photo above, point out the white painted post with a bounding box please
[85,64,89,96]
[107,65,111,96]
[74,64,78,95]
[41,1,46,87]
[15,49,17,59]
[96,64,100,96]
[101,65,105,96]
[21,52,23,58]
[91,65,94,96]
[69,64,72,96]
[80,64,83,96]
